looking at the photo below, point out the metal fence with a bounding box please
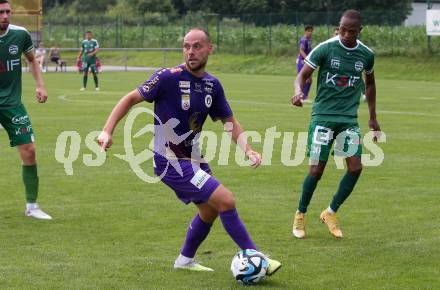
[42,12,440,56]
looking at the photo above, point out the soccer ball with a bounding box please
[231,249,268,285]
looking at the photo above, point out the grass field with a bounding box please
[0,63,439,289]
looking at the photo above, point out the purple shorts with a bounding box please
[154,155,221,205]
[296,60,304,73]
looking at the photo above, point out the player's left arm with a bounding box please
[88,41,100,57]
[221,116,262,168]
[25,50,47,103]
[364,71,381,141]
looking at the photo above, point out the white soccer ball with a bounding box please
[231,249,268,285]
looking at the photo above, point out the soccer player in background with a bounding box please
[296,25,314,102]
[77,31,99,91]
[291,10,381,239]
[97,28,281,274]
[0,0,52,219]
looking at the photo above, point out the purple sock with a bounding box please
[219,208,257,250]
[181,214,212,258]
[303,82,311,99]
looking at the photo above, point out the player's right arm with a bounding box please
[292,64,314,107]
[97,90,144,151]
[291,41,326,107]
[77,42,84,61]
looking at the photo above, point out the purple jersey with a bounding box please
[297,36,312,63]
[137,65,233,160]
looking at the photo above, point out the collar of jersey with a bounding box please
[338,37,359,51]
[0,25,10,38]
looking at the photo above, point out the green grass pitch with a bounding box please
[0,69,439,289]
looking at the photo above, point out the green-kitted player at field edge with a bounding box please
[77,30,100,91]
[291,10,381,238]
[0,0,52,219]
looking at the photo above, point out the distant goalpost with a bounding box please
[10,0,43,44]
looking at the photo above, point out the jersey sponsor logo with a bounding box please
[15,125,32,136]
[9,45,18,55]
[0,59,20,73]
[205,94,212,108]
[325,72,360,87]
[12,115,29,125]
[194,83,202,92]
[313,125,333,145]
[179,81,190,88]
[190,168,211,189]
[331,58,340,69]
[204,86,212,93]
[180,88,190,94]
[141,76,159,93]
[355,61,364,72]
[181,94,190,110]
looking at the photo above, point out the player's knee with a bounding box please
[219,194,236,212]
[18,144,36,165]
[309,167,324,180]
[348,165,362,176]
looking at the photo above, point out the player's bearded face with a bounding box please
[183,32,213,73]
[0,4,11,31]
[339,17,362,48]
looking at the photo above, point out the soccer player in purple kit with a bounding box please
[97,28,281,275]
[296,25,314,102]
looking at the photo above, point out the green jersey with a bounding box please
[81,38,99,63]
[0,25,34,108]
[305,36,374,122]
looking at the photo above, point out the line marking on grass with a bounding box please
[57,94,440,117]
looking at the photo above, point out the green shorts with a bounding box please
[306,120,362,161]
[83,61,97,73]
[0,104,34,147]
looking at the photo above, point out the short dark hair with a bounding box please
[0,0,10,4]
[305,25,313,31]
[341,9,362,24]
[188,27,211,43]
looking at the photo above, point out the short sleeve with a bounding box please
[209,81,233,121]
[304,43,327,70]
[137,69,166,103]
[23,30,34,53]
[94,39,100,49]
[365,53,375,75]
[299,38,306,50]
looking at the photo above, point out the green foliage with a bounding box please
[44,0,413,23]
[42,15,440,57]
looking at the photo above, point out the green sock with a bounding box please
[93,75,99,87]
[22,165,39,203]
[298,175,319,213]
[330,172,360,212]
[83,75,88,88]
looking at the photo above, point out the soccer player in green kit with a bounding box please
[77,31,100,91]
[0,0,51,219]
[291,10,381,238]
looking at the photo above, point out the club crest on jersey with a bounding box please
[205,94,212,108]
[9,45,18,55]
[181,94,190,110]
[331,58,340,69]
[355,61,364,72]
